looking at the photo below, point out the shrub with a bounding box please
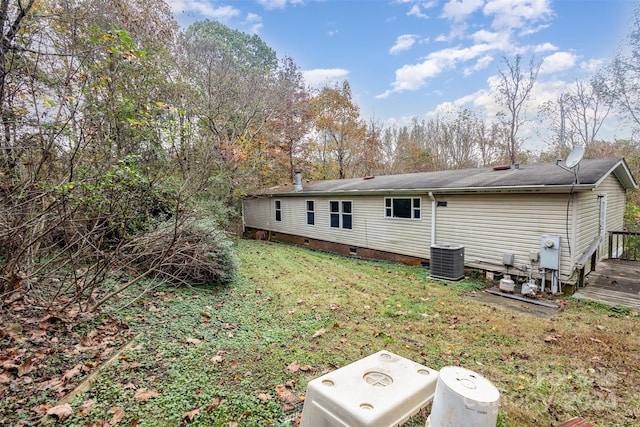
[122,219,238,286]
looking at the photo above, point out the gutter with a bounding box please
[258,184,596,198]
[429,192,436,246]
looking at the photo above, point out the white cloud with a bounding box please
[390,34,418,54]
[463,55,494,76]
[580,58,606,74]
[257,0,287,9]
[244,13,263,34]
[533,42,557,53]
[256,0,305,9]
[442,0,484,23]
[327,22,338,37]
[303,68,350,87]
[540,51,578,74]
[166,0,241,21]
[470,29,500,44]
[435,33,449,42]
[408,4,429,18]
[483,0,553,31]
[378,43,493,97]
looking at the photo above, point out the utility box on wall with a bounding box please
[540,235,560,270]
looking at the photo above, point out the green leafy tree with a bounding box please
[180,20,279,201]
[312,81,365,179]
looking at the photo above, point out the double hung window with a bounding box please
[330,201,352,229]
[306,200,315,225]
[274,200,282,222]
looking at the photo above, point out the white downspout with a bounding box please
[429,192,436,245]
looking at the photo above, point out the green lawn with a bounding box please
[28,239,640,426]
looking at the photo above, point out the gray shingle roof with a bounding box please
[257,158,637,196]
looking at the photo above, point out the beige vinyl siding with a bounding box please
[434,193,575,280]
[243,198,275,230]
[243,169,630,284]
[572,175,627,273]
[598,175,627,255]
[574,191,600,273]
[244,195,432,259]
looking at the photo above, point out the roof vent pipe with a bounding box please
[294,169,303,192]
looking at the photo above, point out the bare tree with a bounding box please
[495,55,541,164]
[564,78,611,146]
[0,0,37,172]
[599,5,640,137]
[538,93,576,155]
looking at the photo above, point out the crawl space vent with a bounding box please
[430,244,465,281]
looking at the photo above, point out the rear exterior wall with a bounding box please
[433,193,576,281]
[243,186,626,283]
[243,194,432,260]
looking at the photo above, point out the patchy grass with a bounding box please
[4,239,639,426]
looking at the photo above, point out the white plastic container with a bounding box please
[499,277,515,292]
[426,366,499,427]
[300,350,439,427]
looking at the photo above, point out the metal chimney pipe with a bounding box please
[294,169,303,192]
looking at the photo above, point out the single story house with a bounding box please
[242,157,637,292]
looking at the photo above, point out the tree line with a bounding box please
[0,0,639,306]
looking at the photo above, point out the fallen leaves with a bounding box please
[544,335,561,343]
[257,393,272,402]
[286,360,314,374]
[46,403,73,422]
[0,292,134,425]
[275,383,305,412]
[63,364,82,381]
[109,406,126,424]
[311,329,325,338]
[205,397,225,413]
[17,357,36,377]
[182,408,200,422]
[134,388,160,402]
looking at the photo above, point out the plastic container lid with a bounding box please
[437,366,499,403]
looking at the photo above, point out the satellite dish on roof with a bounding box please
[565,145,585,168]
[556,145,586,184]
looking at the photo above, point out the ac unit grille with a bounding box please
[430,244,465,281]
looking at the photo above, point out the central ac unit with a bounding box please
[430,244,465,281]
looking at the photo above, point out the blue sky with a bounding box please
[167,0,635,148]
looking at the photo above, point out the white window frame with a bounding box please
[384,197,421,220]
[306,200,315,226]
[329,200,353,230]
[274,199,282,222]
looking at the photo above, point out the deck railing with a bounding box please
[608,231,640,261]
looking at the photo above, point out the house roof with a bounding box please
[256,157,638,197]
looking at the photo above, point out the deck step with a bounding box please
[573,287,640,310]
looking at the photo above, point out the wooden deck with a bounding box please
[573,259,640,310]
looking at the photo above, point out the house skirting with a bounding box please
[243,227,427,266]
